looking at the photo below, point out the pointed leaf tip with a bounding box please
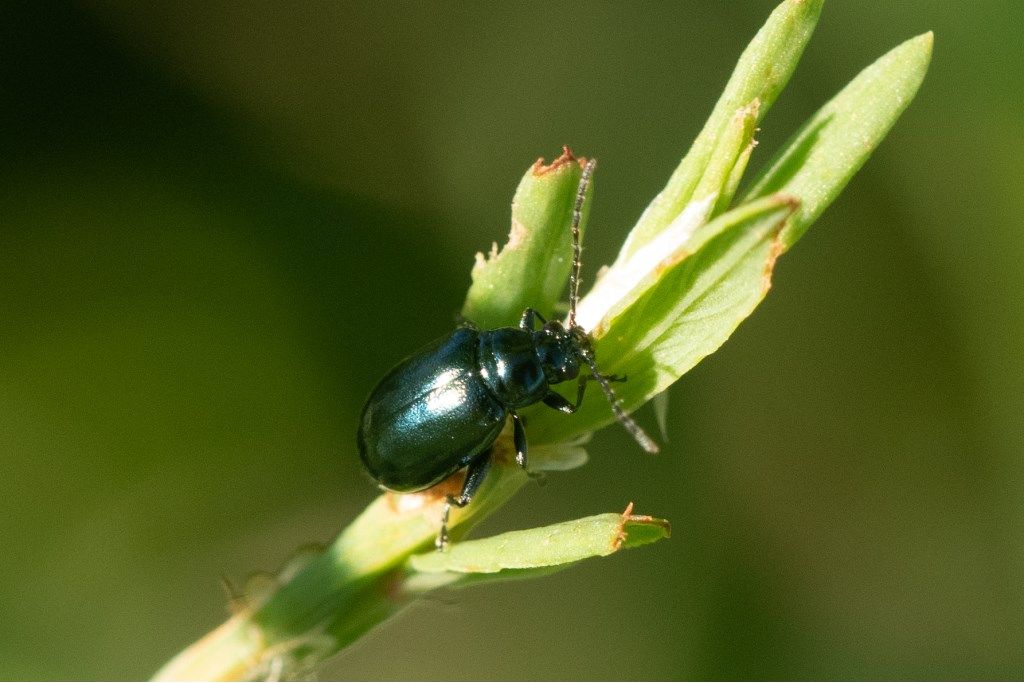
[742,30,933,248]
[618,0,823,260]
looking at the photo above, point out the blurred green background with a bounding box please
[2,0,1022,679]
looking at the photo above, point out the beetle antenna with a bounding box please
[583,355,660,454]
[568,158,596,330]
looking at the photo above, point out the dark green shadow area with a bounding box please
[0,2,459,678]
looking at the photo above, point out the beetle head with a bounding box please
[533,320,583,384]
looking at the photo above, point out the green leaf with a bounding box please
[461,147,591,329]
[407,506,670,581]
[742,32,934,248]
[527,196,797,445]
[617,0,822,261]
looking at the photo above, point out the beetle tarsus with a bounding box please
[541,373,599,414]
[435,454,492,551]
[436,501,453,551]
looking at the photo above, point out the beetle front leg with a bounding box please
[542,373,627,414]
[436,454,492,551]
[542,375,589,414]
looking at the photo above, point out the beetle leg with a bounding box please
[510,411,545,481]
[436,454,492,551]
[518,307,547,331]
[542,391,574,413]
[510,410,528,469]
[543,372,628,415]
[454,454,492,506]
[542,374,589,414]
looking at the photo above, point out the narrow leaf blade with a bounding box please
[408,507,670,577]
[742,32,934,248]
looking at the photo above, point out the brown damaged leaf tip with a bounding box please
[762,195,800,294]
[762,235,785,295]
[612,503,633,551]
[613,501,673,550]
[532,145,588,176]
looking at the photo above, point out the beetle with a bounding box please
[357,158,658,549]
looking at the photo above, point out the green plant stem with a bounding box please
[155,441,529,681]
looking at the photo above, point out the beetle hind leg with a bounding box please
[436,454,492,551]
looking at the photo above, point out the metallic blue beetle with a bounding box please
[357,159,658,549]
